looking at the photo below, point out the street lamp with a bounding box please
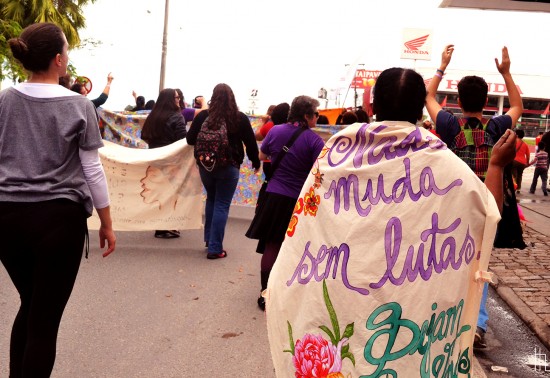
[159,0,169,92]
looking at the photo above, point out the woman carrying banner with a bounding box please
[187,83,261,259]
[246,95,325,310]
[264,68,516,377]
[141,88,187,238]
[0,23,116,376]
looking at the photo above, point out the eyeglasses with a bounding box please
[313,111,320,117]
[175,95,181,100]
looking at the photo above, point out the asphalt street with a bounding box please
[0,206,276,377]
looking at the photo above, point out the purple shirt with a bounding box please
[261,123,325,198]
[182,108,195,123]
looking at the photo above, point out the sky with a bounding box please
[8,0,550,112]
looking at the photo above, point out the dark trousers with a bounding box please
[530,168,549,194]
[0,199,86,378]
[511,160,527,190]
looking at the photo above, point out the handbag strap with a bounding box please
[269,126,307,175]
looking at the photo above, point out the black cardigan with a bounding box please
[187,110,260,169]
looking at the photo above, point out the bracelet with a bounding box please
[434,73,443,79]
[106,84,111,87]
[436,69,445,75]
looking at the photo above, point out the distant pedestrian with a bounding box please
[529,141,548,196]
[511,129,531,194]
[535,131,543,152]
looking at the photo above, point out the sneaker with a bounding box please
[257,296,265,311]
[530,191,535,194]
[545,192,548,197]
[474,326,487,349]
[206,250,227,259]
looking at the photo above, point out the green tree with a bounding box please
[0,0,96,82]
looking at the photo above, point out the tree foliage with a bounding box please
[0,0,96,82]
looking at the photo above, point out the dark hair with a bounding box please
[193,96,203,108]
[134,96,146,111]
[373,68,426,124]
[539,141,546,150]
[175,88,185,109]
[207,84,240,133]
[9,23,65,73]
[516,129,525,139]
[317,115,329,125]
[270,102,290,125]
[355,108,369,123]
[341,111,358,125]
[141,88,180,142]
[457,76,488,113]
[59,74,72,89]
[70,82,84,95]
[288,95,320,127]
[144,100,155,110]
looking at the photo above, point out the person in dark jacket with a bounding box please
[187,83,261,259]
[141,88,187,238]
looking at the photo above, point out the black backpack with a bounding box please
[194,116,231,171]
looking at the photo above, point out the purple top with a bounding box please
[261,123,325,198]
[182,107,195,123]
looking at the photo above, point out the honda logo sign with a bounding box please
[401,28,432,61]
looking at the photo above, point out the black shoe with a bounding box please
[474,326,487,349]
[257,296,265,311]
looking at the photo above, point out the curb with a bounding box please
[490,235,550,352]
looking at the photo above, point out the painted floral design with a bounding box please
[312,167,324,189]
[287,198,304,237]
[285,281,355,377]
[287,215,299,237]
[293,334,348,378]
[304,186,320,216]
[286,166,323,237]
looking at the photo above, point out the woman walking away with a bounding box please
[141,88,187,239]
[246,96,325,310]
[0,22,116,377]
[187,83,260,259]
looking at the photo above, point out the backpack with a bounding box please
[451,117,493,180]
[194,116,231,171]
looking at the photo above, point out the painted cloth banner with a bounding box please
[96,108,346,208]
[266,121,500,377]
[98,108,149,149]
[88,140,203,231]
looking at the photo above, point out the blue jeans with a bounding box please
[199,165,240,254]
[477,283,489,332]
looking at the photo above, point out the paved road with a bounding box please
[0,206,276,377]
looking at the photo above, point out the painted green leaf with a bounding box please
[342,351,356,366]
[287,321,295,355]
[322,280,340,340]
[342,322,354,339]
[319,325,336,345]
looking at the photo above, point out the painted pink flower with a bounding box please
[293,334,337,378]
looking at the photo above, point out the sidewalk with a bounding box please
[489,166,550,351]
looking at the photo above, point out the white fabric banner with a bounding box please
[88,140,203,231]
[266,121,500,377]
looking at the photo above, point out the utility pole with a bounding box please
[159,0,169,92]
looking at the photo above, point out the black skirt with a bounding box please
[246,191,297,249]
